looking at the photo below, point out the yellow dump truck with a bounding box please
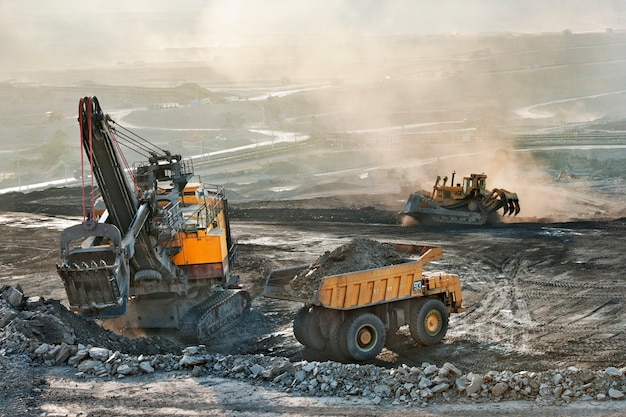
[264,243,465,361]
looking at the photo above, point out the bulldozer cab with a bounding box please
[431,172,489,203]
[462,174,487,196]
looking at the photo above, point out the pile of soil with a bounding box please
[1,285,182,357]
[287,238,406,299]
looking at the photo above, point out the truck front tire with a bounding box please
[409,298,449,346]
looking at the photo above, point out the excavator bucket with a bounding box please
[56,221,130,318]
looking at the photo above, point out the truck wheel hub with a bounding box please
[357,327,373,347]
[425,311,442,335]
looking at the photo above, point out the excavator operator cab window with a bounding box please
[478,178,486,189]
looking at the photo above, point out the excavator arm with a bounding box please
[57,97,180,318]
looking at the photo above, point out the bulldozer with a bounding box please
[401,172,520,225]
[56,96,250,342]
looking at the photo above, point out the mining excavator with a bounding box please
[56,96,250,342]
[401,172,520,225]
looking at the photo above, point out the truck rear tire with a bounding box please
[409,298,448,346]
[293,306,325,350]
[340,312,385,361]
[327,316,348,358]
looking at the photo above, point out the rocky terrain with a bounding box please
[2,28,626,416]
[1,188,626,416]
[2,277,625,415]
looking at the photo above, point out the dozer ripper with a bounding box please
[401,172,520,225]
[56,96,249,342]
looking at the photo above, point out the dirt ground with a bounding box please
[2,27,626,416]
[0,187,625,416]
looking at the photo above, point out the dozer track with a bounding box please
[402,193,491,225]
[424,212,488,225]
[180,289,251,342]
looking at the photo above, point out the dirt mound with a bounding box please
[1,285,182,356]
[0,187,84,217]
[287,238,406,299]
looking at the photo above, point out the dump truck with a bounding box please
[401,172,520,225]
[264,242,465,361]
[56,96,249,342]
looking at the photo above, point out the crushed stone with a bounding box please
[287,238,407,299]
[1,284,626,407]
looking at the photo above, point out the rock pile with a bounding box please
[177,350,626,406]
[287,238,406,299]
[1,285,625,407]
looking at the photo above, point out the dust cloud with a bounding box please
[1,1,625,222]
[1,1,624,75]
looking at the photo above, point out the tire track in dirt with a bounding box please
[509,245,626,369]
[446,249,537,353]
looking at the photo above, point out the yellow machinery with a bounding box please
[57,97,249,342]
[402,172,520,225]
[264,243,464,361]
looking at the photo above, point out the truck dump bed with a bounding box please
[265,243,462,311]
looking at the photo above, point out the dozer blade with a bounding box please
[57,222,130,318]
[401,193,487,225]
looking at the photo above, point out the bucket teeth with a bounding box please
[61,260,110,271]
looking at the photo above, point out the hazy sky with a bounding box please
[1,0,625,71]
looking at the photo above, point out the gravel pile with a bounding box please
[287,238,406,299]
[1,285,625,407]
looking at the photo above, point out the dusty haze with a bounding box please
[1,1,626,222]
[1,1,625,74]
